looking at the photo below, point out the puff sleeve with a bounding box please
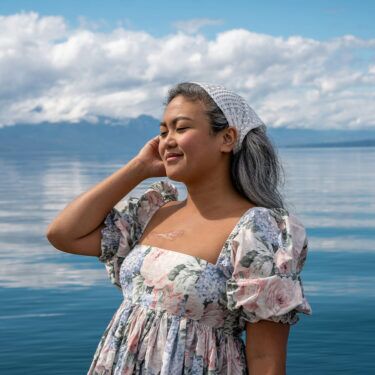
[226,207,312,325]
[99,179,178,289]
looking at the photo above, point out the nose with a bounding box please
[162,130,178,146]
[159,133,180,159]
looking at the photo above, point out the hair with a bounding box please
[164,82,288,210]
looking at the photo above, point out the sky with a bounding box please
[0,0,374,130]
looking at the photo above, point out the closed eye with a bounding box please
[159,127,189,137]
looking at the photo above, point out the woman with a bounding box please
[46,82,312,374]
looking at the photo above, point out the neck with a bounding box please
[181,174,249,215]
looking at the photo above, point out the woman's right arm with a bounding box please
[45,157,150,257]
[46,134,166,257]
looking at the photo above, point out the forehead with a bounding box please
[162,95,207,121]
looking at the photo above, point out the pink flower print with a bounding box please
[185,293,204,319]
[153,273,171,290]
[115,215,130,234]
[207,343,218,370]
[279,220,287,232]
[141,249,174,289]
[200,303,225,327]
[235,278,264,311]
[137,200,152,225]
[128,330,141,353]
[115,217,132,256]
[149,295,158,310]
[147,190,165,207]
[226,338,246,374]
[137,191,165,225]
[163,284,185,315]
[142,249,201,291]
[230,239,240,264]
[274,248,293,274]
[262,276,302,317]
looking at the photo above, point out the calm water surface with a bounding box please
[0,147,374,374]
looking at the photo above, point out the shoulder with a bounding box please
[136,179,179,207]
[240,206,304,241]
[130,179,179,226]
[134,179,179,207]
[232,206,308,273]
[144,180,179,200]
[226,206,312,324]
[239,207,289,241]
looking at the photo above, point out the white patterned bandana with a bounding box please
[192,82,265,153]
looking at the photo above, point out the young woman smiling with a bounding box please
[46,82,312,374]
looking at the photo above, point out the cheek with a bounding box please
[180,133,207,154]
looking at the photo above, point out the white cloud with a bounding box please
[0,12,374,129]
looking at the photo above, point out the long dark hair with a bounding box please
[164,82,287,209]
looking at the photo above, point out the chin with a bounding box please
[165,169,188,183]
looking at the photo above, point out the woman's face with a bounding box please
[159,95,223,183]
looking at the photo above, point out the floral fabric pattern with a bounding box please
[88,179,312,374]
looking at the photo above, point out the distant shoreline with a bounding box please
[284,139,375,148]
[1,120,375,151]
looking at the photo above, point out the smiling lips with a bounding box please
[166,153,183,161]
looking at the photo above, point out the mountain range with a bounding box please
[1,115,374,157]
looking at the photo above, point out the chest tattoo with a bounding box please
[147,229,185,241]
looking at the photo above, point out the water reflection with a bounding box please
[0,147,374,290]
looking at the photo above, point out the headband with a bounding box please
[192,82,265,153]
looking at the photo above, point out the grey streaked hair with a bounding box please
[164,82,287,210]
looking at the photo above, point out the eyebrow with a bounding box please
[160,116,193,127]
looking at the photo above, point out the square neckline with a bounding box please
[134,203,264,267]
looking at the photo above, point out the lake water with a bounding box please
[0,147,374,374]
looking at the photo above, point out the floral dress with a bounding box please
[87,180,312,375]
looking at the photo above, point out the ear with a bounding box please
[220,126,237,153]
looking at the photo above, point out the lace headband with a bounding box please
[192,82,265,153]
